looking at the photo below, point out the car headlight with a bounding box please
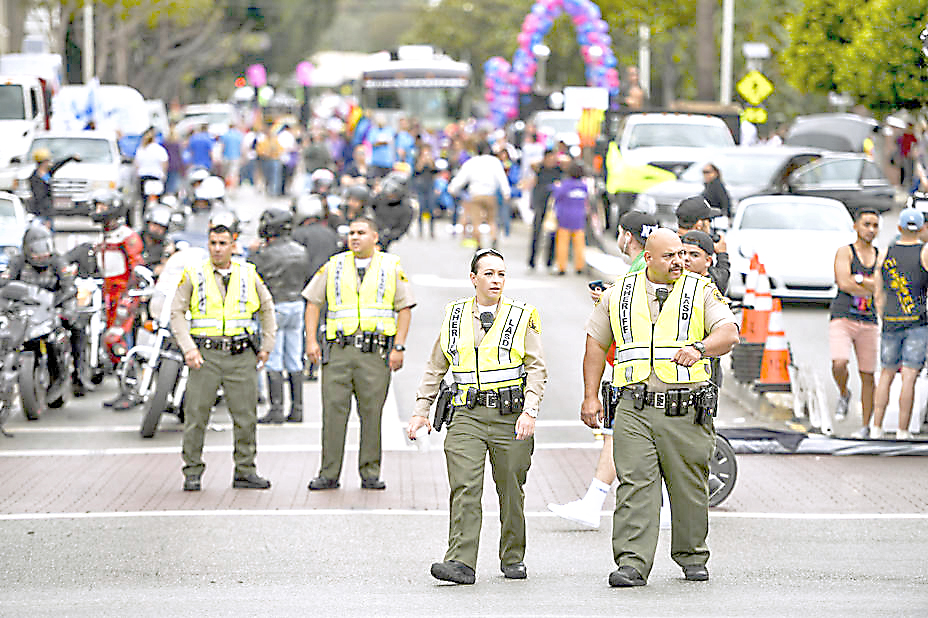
[633,194,656,215]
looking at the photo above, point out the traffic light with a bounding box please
[235,76,247,88]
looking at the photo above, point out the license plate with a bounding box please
[53,196,73,210]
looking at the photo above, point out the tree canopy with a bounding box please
[781,0,927,111]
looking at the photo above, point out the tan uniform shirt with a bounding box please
[170,264,277,356]
[413,301,547,418]
[301,252,416,311]
[586,273,736,391]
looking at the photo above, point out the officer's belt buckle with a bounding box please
[653,392,666,409]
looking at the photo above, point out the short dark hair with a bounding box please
[349,215,379,233]
[855,207,880,221]
[476,142,491,156]
[470,248,504,273]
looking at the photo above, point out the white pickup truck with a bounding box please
[614,112,736,176]
[0,75,50,173]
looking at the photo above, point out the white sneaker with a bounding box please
[870,427,884,440]
[835,390,851,420]
[850,426,870,439]
[548,500,601,529]
[896,429,914,440]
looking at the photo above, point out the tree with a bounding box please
[780,0,927,111]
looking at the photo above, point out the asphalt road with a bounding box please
[2,189,927,616]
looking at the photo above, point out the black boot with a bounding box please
[287,372,303,422]
[258,371,286,424]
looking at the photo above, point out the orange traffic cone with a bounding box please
[741,262,772,344]
[754,298,792,393]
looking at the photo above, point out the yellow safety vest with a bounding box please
[187,258,261,337]
[325,250,399,339]
[440,296,537,406]
[609,270,711,387]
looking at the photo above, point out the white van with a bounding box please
[52,83,149,156]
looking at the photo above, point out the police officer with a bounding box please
[251,208,313,424]
[372,172,414,252]
[303,215,414,491]
[580,229,738,587]
[170,210,277,492]
[141,204,175,277]
[406,248,547,585]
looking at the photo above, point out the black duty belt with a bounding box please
[475,390,499,407]
[617,386,698,412]
[331,332,392,351]
[194,335,252,354]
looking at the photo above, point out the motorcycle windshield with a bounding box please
[148,247,208,322]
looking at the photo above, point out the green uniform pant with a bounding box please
[182,347,259,479]
[611,397,715,578]
[443,404,534,571]
[319,344,391,481]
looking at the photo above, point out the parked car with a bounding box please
[11,130,133,216]
[633,146,822,227]
[727,195,855,302]
[784,113,878,153]
[784,153,896,214]
[0,191,27,274]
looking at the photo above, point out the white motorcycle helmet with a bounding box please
[196,176,226,202]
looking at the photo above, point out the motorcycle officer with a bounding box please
[3,223,85,396]
[251,208,314,423]
[90,190,145,409]
[141,204,175,277]
[372,172,414,252]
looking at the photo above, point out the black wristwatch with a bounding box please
[690,341,706,357]
[393,344,406,352]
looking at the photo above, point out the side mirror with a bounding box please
[9,156,21,165]
[133,265,155,287]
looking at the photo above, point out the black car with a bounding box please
[784,153,897,214]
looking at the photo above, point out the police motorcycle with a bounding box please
[14,279,74,419]
[0,282,32,429]
[64,241,108,388]
[125,246,207,437]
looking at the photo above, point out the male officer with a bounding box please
[580,229,738,586]
[303,215,414,490]
[170,211,277,492]
[407,248,547,585]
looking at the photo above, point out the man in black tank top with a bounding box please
[872,209,928,440]
[829,208,880,438]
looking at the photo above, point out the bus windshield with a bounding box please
[363,86,465,127]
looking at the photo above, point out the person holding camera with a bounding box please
[580,229,738,587]
[406,248,547,585]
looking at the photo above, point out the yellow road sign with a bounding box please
[743,107,768,124]
[737,70,774,106]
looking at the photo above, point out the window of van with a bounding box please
[0,85,26,120]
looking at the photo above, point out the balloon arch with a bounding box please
[484,0,619,126]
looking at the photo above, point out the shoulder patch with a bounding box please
[528,309,541,334]
[398,268,408,282]
[712,287,728,305]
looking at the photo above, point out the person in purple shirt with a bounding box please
[185,123,215,172]
[552,160,589,275]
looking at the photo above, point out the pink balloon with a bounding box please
[295,61,314,86]
[246,64,267,88]
[518,32,531,47]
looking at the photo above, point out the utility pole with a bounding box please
[638,25,650,100]
[82,1,94,83]
[720,0,734,104]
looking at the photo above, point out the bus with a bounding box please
[359,46,471,129]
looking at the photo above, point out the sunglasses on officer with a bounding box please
[470,248,504,273]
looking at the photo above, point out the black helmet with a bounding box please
[259,208,292,239]
[378,175,406,204]
[344,184,371,205]
[22,222,55,269]
[89,189,128,226]
[144,204,173,240]
[208,208,240,236]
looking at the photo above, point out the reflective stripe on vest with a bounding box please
[187,258,261,337]
[325,251,399,339]
[609,270,711,387]
[440,297,535,407]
